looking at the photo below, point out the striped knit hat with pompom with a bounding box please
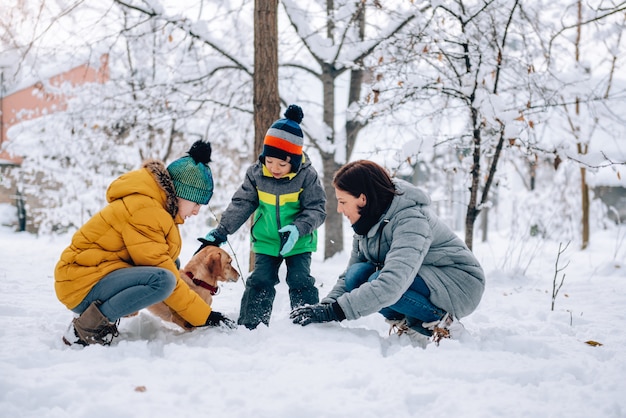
[261,104,304,173]
[167,140,214,205]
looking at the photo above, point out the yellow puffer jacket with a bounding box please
[54,160,211,326]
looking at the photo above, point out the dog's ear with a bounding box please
[205,249,223,278]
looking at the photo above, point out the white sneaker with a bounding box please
[386,318,431,349]
[422,313,465,345]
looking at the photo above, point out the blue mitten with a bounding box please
[278,224,299,256]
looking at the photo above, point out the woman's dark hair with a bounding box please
[332,160,399,219]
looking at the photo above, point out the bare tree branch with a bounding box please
[113,0,252,76]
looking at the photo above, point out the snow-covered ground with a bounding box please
[1,221,625,418]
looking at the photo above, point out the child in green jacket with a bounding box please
[202,105,326,329]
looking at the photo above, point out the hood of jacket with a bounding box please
[389,178,431,212]
[107,159,179,219]
[362,178,431,239]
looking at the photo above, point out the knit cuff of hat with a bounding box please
[173,181,213,205]
[261,148,302,173]
[167,152,214,205]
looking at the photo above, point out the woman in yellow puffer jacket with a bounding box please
[55,141,235,347]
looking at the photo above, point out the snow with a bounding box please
[1,221,625,418]
[2,1,625,414]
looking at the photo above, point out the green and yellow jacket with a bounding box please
[215,154,326,257]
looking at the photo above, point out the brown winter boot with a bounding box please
[62,301,119,346]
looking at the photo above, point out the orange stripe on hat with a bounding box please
[264,135,303,155]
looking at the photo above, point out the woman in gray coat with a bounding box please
[290,160,485,347]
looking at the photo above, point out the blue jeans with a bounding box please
[72,267,177,321]
[344,262,446,324]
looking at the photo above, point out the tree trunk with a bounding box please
[254,0,279,157]
[574,0,589,250]
[480,206,489,243]
[345,4,365,161]
[320,64,342,259]
[579,146,590,249]
[321,0,365,260]
[322,153,342,259]
[253,0,279,269]
[465,107,481,251]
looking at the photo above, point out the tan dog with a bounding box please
[147,245,239,330]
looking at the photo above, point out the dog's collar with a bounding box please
[185,271,219,295]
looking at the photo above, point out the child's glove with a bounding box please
[204,311,237,329]
[290,303,345,326]
[278,224,299,256]
[195,229,228,254]
[205,228,227,245]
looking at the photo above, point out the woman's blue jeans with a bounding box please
[344,262,446,324]
[72,267,177,321]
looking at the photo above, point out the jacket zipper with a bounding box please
[375,219,390,271]
[275,194,282,231]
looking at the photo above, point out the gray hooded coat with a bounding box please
[322,179,485,320]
